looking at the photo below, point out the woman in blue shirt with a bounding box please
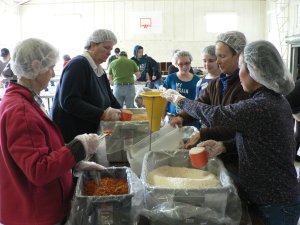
[163,50,199,115]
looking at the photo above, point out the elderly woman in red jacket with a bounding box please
[0,38,104,225]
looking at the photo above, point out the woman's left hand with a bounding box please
[197,140,226,158]
[161,89,185,105]
[185,132,200,149]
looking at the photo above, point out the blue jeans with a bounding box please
[146,78,162,89]
[255,195,300,225]
[113,84,136,108]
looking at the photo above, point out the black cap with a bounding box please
[114,48,120,53]
[1,48,9,57]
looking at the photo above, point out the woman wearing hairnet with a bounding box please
[51,29,121,143]
[171,31,250,180]
[0,38,106,225]
[162,40,300,224]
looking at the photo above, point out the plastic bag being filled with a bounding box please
[127,124,187,176]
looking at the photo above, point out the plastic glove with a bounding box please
[102,107,121,121]
[75,161,106,171]
[161,89,185,105]
[197,140,226,158]
[158,85,164,91]
[75,133,101,156]
[185,132,200,149]
[143,87,152,92]
[169,116,184,128]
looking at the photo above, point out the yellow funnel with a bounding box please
[140,91,167,132]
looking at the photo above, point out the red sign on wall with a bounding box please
[140,18,152,29]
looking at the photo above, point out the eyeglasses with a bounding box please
[177,62,191,67]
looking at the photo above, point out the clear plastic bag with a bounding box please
[127,124,184,176]
[139,151,244,225]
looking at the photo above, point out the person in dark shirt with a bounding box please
[0,48,17,87]
[131,45,150,82]
[162,40,300,225]
[51,29,122,143]
[145,55,162,89]
[107,47,120,68]
[286,78,300,161]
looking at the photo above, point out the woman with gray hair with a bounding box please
[0,38,105,225]
[162,40,300,225]
[51,29,122,143]
[167,49,194,74]
[163,50,200,121]
[171,31,250,180]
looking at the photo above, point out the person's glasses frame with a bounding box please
[177,62,191,68]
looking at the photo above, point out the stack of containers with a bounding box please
[99,108,149,163]
[140,150,243,225]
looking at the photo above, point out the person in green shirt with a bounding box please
[108,51,140,108]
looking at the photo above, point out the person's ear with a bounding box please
[31,60,41,73]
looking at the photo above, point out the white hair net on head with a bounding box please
[243,40,295,95]
[216,31,246,53]
[84,29,117,49]
[11,38,59,80]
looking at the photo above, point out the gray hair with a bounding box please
[11,38,59,79]
[202,45,216,58]
[243,40,294,95]
[84,29,117,49]
[172,50,193,66]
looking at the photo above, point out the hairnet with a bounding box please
[202,45,216,58]
[216,31,246,53]
[243,40,295,95]
[11,38,59,80]
[172,50,193,66]
[84,29,117,49]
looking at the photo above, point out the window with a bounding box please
[205,12,237,33]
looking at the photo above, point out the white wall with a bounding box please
[288,0,300,36]
[2,0,266,71]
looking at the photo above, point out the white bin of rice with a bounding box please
[140,150,242,225]
[147,165,220,189]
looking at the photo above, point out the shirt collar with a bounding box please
[82,50,105,77]
[16,82,43,106]
[13,82,49,115]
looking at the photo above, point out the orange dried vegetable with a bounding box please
[84,177,128,196]
[103,130,113,134]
